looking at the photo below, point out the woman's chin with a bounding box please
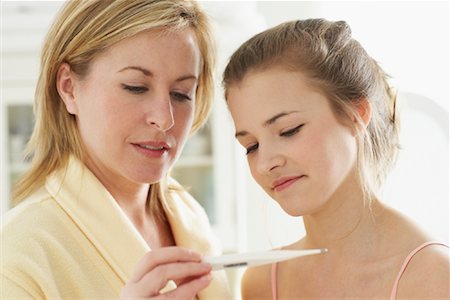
[127,168,168,185]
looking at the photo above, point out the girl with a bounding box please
[223,19,448,299]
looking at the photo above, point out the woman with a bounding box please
[223,19,449,299]
[1,1,230,299]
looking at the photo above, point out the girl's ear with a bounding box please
[57,63,79,115]
[353,98,372,132]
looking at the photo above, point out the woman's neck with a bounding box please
[82,155,172,248]
[83,155,150,223]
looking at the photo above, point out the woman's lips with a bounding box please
[271,175,304,192]
[132,141,170,158]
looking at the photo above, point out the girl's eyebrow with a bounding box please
[263,110,300,127]
[235,110,301,138]
[235,130,248,138]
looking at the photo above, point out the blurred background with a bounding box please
[1,1,448,297]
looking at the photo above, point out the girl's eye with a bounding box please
[170,91,192,102]
[280,124,304,137]
[122,84,148,94]
[246,143,258,155]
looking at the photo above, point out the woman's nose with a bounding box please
[256,147,285,175]
[145,94,174,131]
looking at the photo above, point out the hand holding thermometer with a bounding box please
[203,248,327,271]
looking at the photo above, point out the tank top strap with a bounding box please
[390,241,449,300]
[271,262,278,300]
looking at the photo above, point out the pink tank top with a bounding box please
[270,242,449,300]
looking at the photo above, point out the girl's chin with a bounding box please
[277,199,322,217]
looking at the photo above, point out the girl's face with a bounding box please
[59,29,200,188]
[227,68,358,216]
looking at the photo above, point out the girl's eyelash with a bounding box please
[244,124,304,155]
[280,124,304,137]
[122,84,148,94]
[246,143,258,155]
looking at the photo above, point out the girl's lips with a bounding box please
[272,175,304,192]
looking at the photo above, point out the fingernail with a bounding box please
[190,250,202,260]
[200,262,212,270]
[200,274,212,282]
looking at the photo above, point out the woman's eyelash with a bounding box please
[246,143,258,155]
[122,84,148,94]
[121,85,192,102]
[170,92,192,102]
[280,124,304,137]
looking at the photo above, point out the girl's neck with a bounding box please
[302,179,386,260]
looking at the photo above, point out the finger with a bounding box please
[131,247,201,282]
[175,264,212,286]
[158,273,212,300]
[133,262,211,297]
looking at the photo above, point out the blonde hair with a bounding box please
[223,19,399,199]
[13,0,216,215]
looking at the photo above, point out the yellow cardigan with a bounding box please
[1,157,231,299]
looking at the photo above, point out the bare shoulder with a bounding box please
[241,264,273,300]
[397,243,449,299]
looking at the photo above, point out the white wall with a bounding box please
[2,0,448,251]
[1,2,448,298]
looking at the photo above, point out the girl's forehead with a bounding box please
[227,75,342,137]
[228,70,326,108]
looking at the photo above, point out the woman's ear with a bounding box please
[57,63,79,115]
[353,98,372,131]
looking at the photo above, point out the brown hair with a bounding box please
[223,18,399,198]
[13,0,216,216]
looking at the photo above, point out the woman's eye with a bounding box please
[245,143,258,155]
[170,92,192,102]
[280,124,304,137]
[122,84,148,94]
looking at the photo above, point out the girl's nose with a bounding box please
[256,146,285,175]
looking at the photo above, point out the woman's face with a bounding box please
[61,29,200,187]
[227,68,358,216]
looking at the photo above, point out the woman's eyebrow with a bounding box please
[118,66,197,82]
[176,74,198,82]
[118,66,152,76]
[235,110,301,138]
